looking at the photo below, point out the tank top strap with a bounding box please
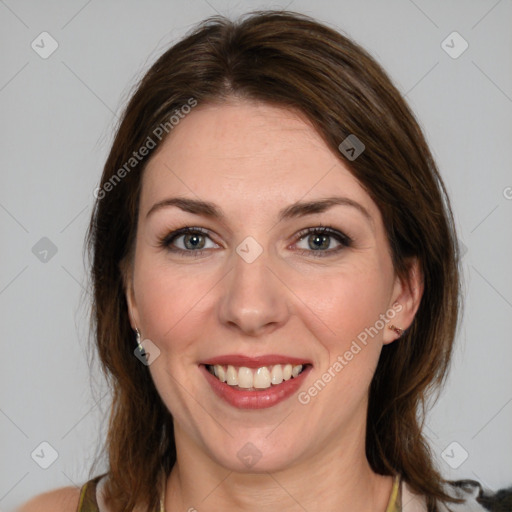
[386,474,402,512]
[77,474,107,511]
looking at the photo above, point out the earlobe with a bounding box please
[384,258,424,344]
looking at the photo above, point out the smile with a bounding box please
[206,363,305,390]
[200,355,312,409]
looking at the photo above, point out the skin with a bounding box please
[124,99,423,511]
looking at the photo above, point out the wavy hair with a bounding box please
[86,10,462,511]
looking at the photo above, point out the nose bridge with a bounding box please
[218,237,289,336]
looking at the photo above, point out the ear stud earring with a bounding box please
[388,324,404,337]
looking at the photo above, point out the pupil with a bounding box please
[185,234,204,250]
[309,234,329,250]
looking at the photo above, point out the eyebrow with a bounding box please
[146,196,372,224]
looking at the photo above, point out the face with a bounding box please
[125,99,421,473]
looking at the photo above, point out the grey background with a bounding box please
[1,0,511,510]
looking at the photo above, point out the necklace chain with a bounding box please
[159,469,166,512]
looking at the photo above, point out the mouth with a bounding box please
[205,363,308,390]
[199,355,312,409]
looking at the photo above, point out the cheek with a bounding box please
[298,261,392,343]
[133,258,188,343]
[294,269,389,418]
[133,259,214,419]
[292,260,394,407]
[133,252,221,363]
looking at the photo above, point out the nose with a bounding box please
[218,247,290,338]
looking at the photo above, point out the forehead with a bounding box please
[140,100,377,221]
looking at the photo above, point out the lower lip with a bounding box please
[200,365,311,410]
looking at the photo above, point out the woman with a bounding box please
[20,9,498,512]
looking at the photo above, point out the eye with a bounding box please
[293,226,352,257]
[159,225,352,258]
[159,227,218,257]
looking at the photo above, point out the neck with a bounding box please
[164,425,394,511]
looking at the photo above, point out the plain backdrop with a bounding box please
[1,0,511,510]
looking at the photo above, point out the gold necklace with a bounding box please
[159,469,166,512]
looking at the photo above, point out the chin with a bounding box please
[205,432,303,474]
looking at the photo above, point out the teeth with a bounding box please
[226,365,238,385]
[214,365,226,382]
[270,364,283,385]
[210,364,304,390]
[238,367,253,388]
[254,367,271,389]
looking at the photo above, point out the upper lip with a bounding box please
[201,354,312,368]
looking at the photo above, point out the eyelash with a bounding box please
[158,226,352,258]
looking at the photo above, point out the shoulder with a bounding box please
[402,477,512,512]
[402,478,485,512]
[439,479,512,511]
[17,486,81,512]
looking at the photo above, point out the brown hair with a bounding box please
[86,10,462,511]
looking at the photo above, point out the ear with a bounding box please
[383,257,424,345]
[120,257,140,331]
